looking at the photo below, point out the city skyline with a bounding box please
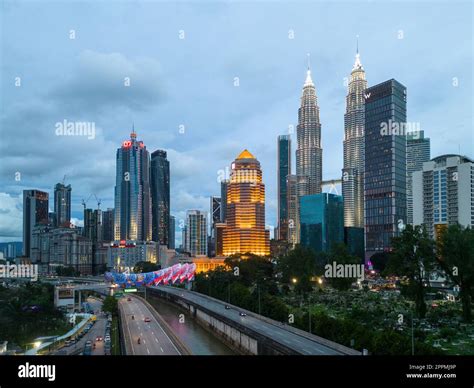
[1,1,472,245]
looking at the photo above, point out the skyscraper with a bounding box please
[114,129,152,241]
[413,154,473,239]
[210,196,221,228]
[83,208,102,242]
[102,208,115,242]
[342,47,367,228]
[277,135,291,241]
[220,179,229,222]
[168,215,175,249]
[286,174,298,247]
[23,190,49,258]
[150,149,170,246]
[296,58,323,197]
[296,58,323,242]
[406,130,430,225]
[54,183,71,228]
[208,196,221,256]
[222,150,270,256]
[185,210,208,256]
[364,79,407,261]
[300,193,344,253]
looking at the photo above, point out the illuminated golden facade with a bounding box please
[222,150,270,256]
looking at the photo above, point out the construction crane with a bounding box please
[81,194,93,210]
[93,194,101,210]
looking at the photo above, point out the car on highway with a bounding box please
[239,312,247,317]
[96,336,103,342]
[83,342,92,356]
[225,305,231,310]
[144,317,151,323]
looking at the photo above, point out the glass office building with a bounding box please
[151,149,170,246]
[364,79,407,261]
[114,130,152,242]
[54,183,72,228]
[277,135,291,241]
[299,193,344,253]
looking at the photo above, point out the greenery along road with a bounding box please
[192,224,474,355]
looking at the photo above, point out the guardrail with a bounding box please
[150,285,361,355]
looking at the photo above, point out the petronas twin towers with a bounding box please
[296,64,323,199]
[292,48,367,242]
[342,49,367,228]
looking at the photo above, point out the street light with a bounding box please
[291,277,298,284]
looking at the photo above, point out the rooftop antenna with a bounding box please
[307,52,311,71]
[356,34,359,54]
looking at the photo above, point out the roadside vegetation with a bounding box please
[0,282,70,350]
[193,224,474,355]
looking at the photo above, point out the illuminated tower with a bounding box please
[222,150,270,256]
[342,43,367,228]
[114,129,152,241]
[296,55,322,241]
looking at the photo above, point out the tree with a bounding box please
[276,245,317,295]
[325,243,362,291]
[370,252,390,272]
[437,224,474,322]
[224,254,273,287]
[133,261,161,273]
[386,225,436,318]
[102,296,118,316]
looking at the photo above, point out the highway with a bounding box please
[151,286,358,355]
[119,295,180,355]
[52,297,108,356]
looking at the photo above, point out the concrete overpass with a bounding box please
[147,285,361,355]
[54,282,111,311]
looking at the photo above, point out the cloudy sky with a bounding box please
[0,0,472,244]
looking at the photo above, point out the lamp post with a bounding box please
[258,284,261,315]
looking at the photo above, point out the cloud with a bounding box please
[49,50,166,115]
[0,193,23,241]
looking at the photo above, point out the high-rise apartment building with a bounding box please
[413,154,473,239]
[185,210,208,256]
